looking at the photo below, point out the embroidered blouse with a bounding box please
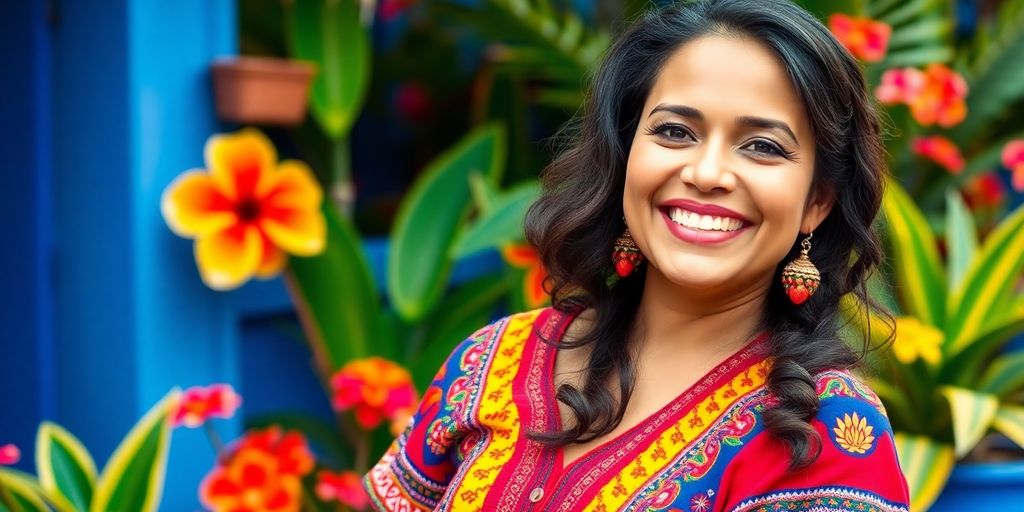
[363,308,910,512]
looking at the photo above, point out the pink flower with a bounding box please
[909,64,969,128]
[0,444,20,465]
[330,358,419,431]
[876,68,926,105]
[912,136,964,174]
[380,0,418,21]
[315,469,369,509]
[1001,140,1024,191]
[172,384,242,428]
[828,14,892,62]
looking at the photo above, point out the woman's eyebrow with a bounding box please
[648,104,704,120]
[736,116,799,147]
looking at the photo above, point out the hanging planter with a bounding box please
[210,57,316,126]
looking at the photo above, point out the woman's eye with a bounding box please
[648,123,693,141]
[743,139,786,157]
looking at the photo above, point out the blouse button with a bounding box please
[529,487,544,503]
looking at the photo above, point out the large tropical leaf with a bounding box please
[286,0,370,140]
[409,274,507,390]
[978,349,1024,398]
[945,202,1024,354]
[451,181,540,258]
[288,203,382,366]
[943,307,1024,387]
[0,468,56,512]
[992,404,1024,449]
[881,177,946,328]
[893,433,955,512]
[388,123,506,322]
[89,390,179,512]
[943,189,977,296]
[939,386,998,458]
[36,422,96,511]
[947,0,1024,146]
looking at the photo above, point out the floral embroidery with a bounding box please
[833,412,876,454]
[732,487,908,512]
[689,489,714,512]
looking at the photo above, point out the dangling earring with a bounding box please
[781,232,820,305]
[612,228,645,277]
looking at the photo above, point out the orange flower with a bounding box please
[911,136,964,174]
[1001,140,1024,191]
[828,14,891,62]
[161,129,326,290]
[0,444,19,465]
[172,384,242,428]
[200,427,314,512]
[962,172,1005,211]
[502,243,549,309]
[330,358,419,431]
[315,469,369,509]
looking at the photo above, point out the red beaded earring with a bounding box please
[781,232,820,305]
[612,229,645,277]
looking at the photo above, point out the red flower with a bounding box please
[315,469,369,509]
[877,65,968,127]
[199,427,314,512]
[395,82,431,122]
[380,0,418,21]
[0,444,20,465]
[1001,140,1024,191]
[828,14,891,62]
[912,136,964,174]
[963,172,1005,210]
[172,384,242,428]
[502,243,549,309]
[330,358,419,432]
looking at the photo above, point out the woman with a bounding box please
[364,0,910,510]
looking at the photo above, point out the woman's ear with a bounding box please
[802,185,835,233]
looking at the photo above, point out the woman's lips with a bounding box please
[659,209,749,245]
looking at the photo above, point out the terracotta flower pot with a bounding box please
[210,57,316,126]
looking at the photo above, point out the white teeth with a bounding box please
[666,207,744,232]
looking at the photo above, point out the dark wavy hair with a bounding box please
[524,0,888,470]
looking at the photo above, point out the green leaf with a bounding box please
[287,0,370,139]
[796,0,864,19]
[388,123,506,322]
[893,433,954,512]
[992,404,1024,449]
[452,182,540,258]
[36,422,96,510]
[945,307,1024,387]
[948,0,1024,145]
[882,177,946,328]
[944,188,977,298]
[288,203,382,366]
[946,202,1024,354]
[0,468,54,512]
[410,274,507,390]
[886,17,950,50]
[89,390,179,512]
[939,386,999,458]
[978,349,1024,397]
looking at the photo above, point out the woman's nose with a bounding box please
[680,138,736,193]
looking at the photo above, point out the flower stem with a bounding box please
[356,429,370,475]
[0,479,26,512]
[331,137,355,217]
[204,423,229,464]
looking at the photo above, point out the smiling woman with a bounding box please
[362,1,910,511]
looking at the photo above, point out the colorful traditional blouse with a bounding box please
[364,308,910,511]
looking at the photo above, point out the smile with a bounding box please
[666,207,745,232]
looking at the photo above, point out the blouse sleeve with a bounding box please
[716,371,911,512]
[362,323,495,512]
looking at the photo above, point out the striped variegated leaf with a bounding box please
[89,390,179,512]
[882,177,946,328]
[946,203,1024,354]
[0,467,61,512]
[939,386,999,457]
[894,433,955,512]
[992,404,1024,449]
[36,422,97,511]
[944,189,977,300]
[944,307,1024,387]
[978,350,1024,397]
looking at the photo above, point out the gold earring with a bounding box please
[612,229,644,277]
[781,232,820,305]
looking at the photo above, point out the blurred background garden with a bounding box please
[2,0,1024,510]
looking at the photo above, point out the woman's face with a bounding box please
[623,34,832,297]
